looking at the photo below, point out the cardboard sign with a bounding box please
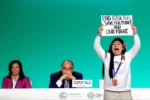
[101,15,133,36]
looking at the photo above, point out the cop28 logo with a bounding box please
[87,92,101,100]
[87,92,94,100]
[59,92,68,99]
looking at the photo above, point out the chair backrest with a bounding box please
[99,80,104,89]
[30,81,32,87]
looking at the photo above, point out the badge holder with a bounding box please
[112,78,117,86]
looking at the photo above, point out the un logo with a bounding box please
[87,92,94,100]
[59,92,68,99]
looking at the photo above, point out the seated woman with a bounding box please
[2,60,32,88]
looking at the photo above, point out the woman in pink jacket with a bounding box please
[2,60,31,88]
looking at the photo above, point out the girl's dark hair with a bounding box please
[102,38,126,79]
[7,60,25,80]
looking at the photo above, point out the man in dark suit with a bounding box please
[49,60,83,88]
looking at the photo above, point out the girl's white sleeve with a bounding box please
[94,36,106,62]
[126,34,141,61]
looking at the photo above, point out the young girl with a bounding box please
[94,24,141,100]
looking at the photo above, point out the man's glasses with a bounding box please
[62,67,73,71]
